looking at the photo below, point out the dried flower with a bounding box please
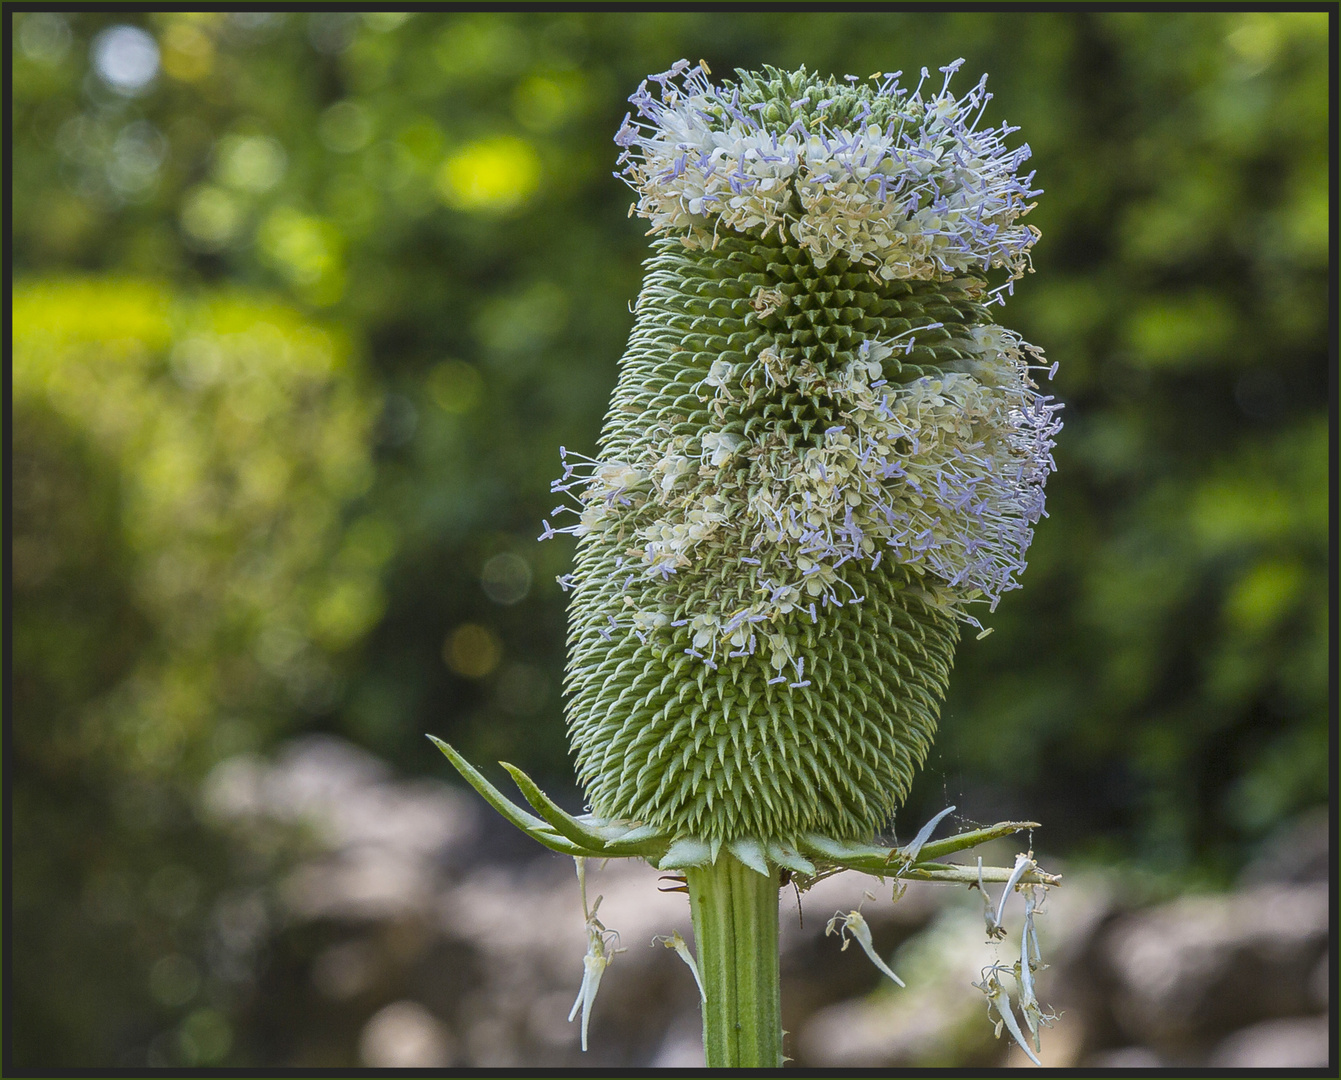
[826,900,906,987]
[569,858,622,1051]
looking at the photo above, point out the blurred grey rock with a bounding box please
[1103,883,1328,1050]
[203,736,479,869]
[358,1000,454,1067]
[1237,808,1329,887]
[201,738,1332,1069]
[798,900,1001,1067]
[204,736,479,924]
[1083,1045,1168,1067]
[1310,953,1329,1011]
[1208,1015,1330,1068]
[649,1014,707,1068]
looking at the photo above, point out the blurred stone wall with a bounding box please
[202,736,1331,1068]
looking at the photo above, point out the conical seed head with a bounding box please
[552,63,1057,846]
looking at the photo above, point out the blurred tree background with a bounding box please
[10,9,1331,1068]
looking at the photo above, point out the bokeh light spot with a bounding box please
[433,17,527,81]
[149,953,201,1007]
[319,101,374,154]
[480,552,532,605]
[1225,559,1304,634]
[91,25,160,95]
[494,662,549,716]
[1225,13,1281,75]
[435,136,540,213]
[215,134,287,194]
[258,207,341,291]
[108,121,167,199]
[474,280,568,357]
[363,12,413,33]
[1125,292,1234,368]
[310,578,385,651]
[443,623,501,678]
[178,1008,233,1065]
[161,22,214,82]
[426,360,484,414]
[359,1000,453,1068]
[513,72,587,132]
[18,13,72,65]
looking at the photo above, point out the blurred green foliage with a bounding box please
[12,279,386,1064]
[14,281,385,750]
[10,10,1330,1066]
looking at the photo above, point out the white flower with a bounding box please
[703,358,735,389]
[632,610,670,633]
[655,930,706,1002]
[595,460,645,494]
[654,453,695,493]
[545,66,1060,667]
[701,432,745,468]
[616,61,1040,281]
[973,964,1042,1066]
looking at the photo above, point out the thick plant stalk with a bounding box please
[433,59,1063,1067]
[686,855,782,1068]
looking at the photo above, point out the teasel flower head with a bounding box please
[435,61,1063,1063]
[539,60,1059,852]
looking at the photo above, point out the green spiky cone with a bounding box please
[548,60,1056,858]
[564,233,992,844]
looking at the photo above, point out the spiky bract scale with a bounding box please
[565,234,969,843]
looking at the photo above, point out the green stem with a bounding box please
[685,853,782,1068]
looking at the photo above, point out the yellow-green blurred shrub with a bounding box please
[12,278,392,1065]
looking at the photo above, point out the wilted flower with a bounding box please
[826,901,906,987]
